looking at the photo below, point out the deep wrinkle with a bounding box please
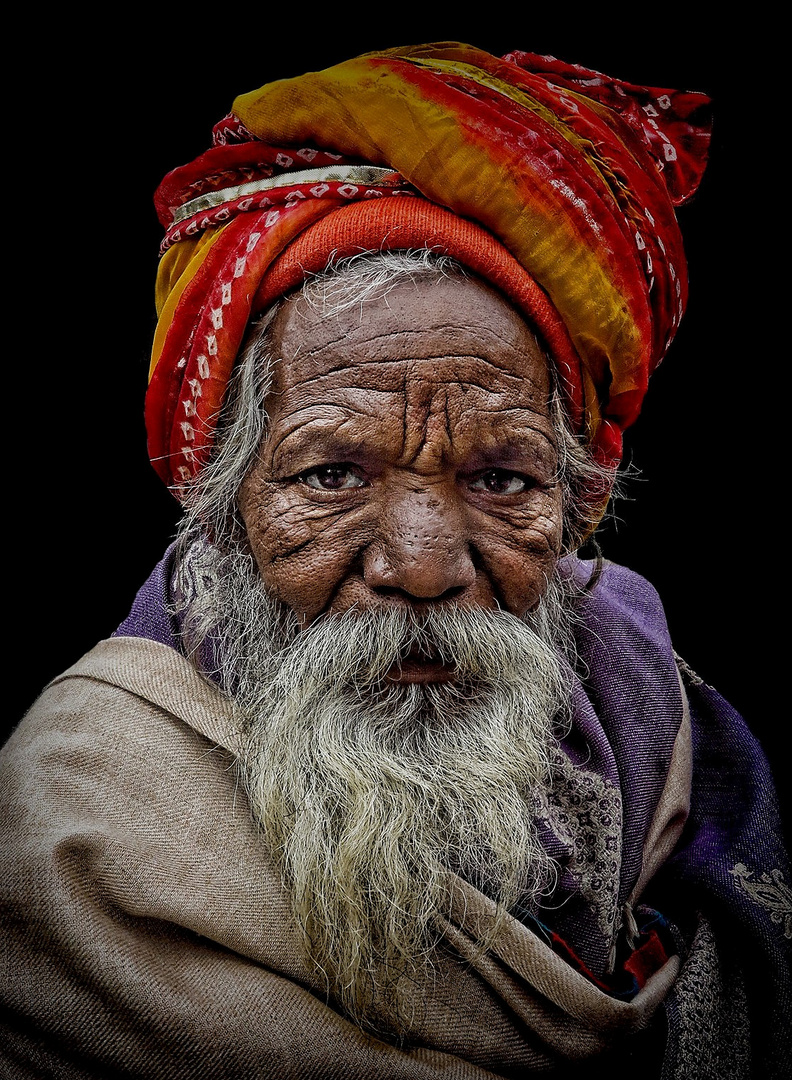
[238,273,564,628]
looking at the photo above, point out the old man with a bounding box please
[2,42,789,1078]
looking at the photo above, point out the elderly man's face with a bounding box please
[238,273,563,650]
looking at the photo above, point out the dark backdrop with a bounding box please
[9,18,783,827]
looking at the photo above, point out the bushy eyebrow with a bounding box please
[273,426,377,476]
[268,406,558,480]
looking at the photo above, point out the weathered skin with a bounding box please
[238,273,563,680]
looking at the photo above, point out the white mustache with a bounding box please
[264,603,567,692]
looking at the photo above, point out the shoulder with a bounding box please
[560,558,686,785]
[6,635,243,761]
[0,637,245,865]
[0,641,310,1076]
[0,636,264,952]
[561,557,680,706]
[562,556,673,649]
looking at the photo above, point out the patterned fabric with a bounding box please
[146,43,711,492]
[660,674,792,1076]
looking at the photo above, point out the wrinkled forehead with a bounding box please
[266,271,552,408]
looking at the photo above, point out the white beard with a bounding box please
[175,541,575,1038]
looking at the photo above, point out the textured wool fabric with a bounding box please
[0,636,670,1077]
[146,43,712,491]
[0,637,678,1078]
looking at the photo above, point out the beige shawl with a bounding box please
[1,636,692,1078]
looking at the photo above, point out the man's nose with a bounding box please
[362,488,476,602]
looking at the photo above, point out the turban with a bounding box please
[147,42,711,493]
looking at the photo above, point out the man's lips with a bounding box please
[386,650,456,685]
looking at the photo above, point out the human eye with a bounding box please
[468,468,535,495]
[298,464,367,491]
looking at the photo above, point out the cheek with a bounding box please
[238,479,365,619]
[474,496,564,615]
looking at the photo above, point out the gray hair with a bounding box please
[177,249,615,555]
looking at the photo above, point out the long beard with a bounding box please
[176,541,575,1038]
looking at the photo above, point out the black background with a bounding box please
[8,17,784,829]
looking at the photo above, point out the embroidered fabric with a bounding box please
[662,913,751,1079]
[535,746,623,949]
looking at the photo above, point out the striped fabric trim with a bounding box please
[171,165,405,226]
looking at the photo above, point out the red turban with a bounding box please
[147,43,711,493]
